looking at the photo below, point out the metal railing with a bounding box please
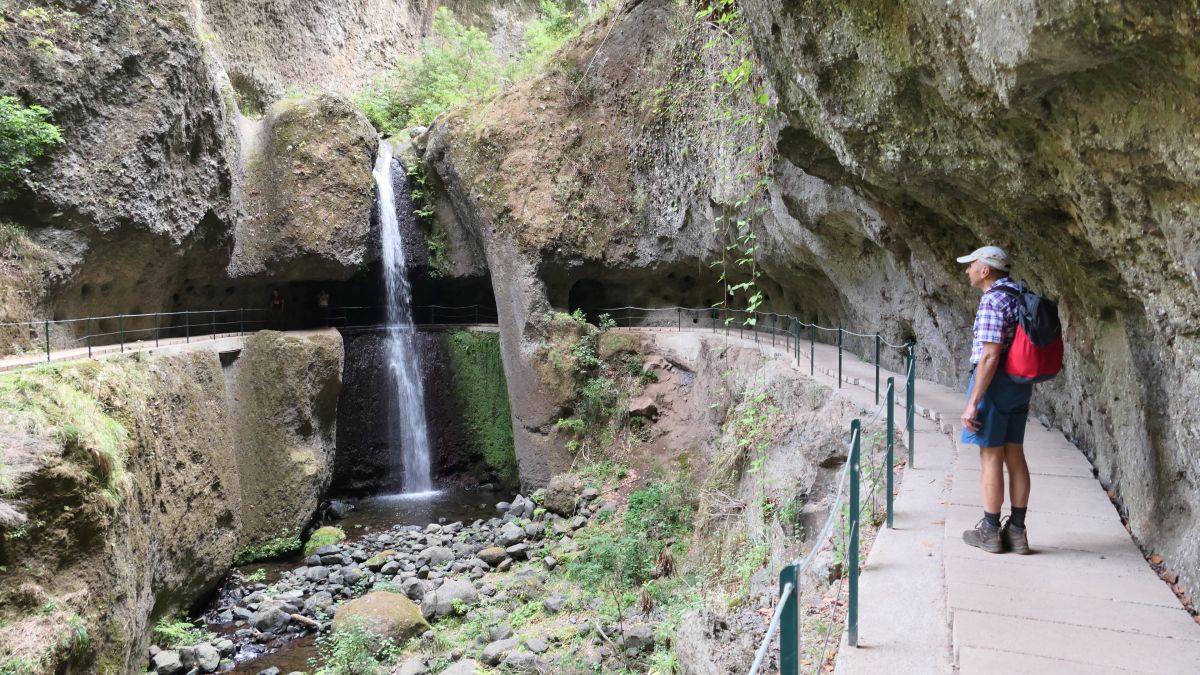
[593,306,917,674]
[749,377,904,675]
[600,305,916,464]
[0,304,501,365]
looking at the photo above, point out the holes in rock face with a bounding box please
[80,283,91,299]
[567,279,608,324]
[228,72,266,118]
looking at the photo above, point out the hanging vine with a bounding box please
[696,0,776,326]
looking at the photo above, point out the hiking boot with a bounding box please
[962,519,1003,553]
[1001,518,1031,554]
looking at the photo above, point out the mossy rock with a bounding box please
[364,549,399,570]
[598,332,642,360]
[303,526,346,556]
[331,591,429,642]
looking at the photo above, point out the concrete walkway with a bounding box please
[633,326,1200,673]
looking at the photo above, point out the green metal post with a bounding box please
[887,377,895,529]
[627,307,632,329]
[907,343,916,466]
[154,313,159,347]
[849,419,861,647]
[771,313,776,347]
[677,308,681,331]
[779,564,799,675]
[239,308,244,337]
[874,333,881,405]
[809,324,814,376]
[794,318,799,365]
[211,310,216,340]
[837,327,844,389]
[87,318,92,358]
[119,314,124,353]
[43,319,50,362]
[185,311,190,343]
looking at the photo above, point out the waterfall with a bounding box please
[373,140,434,494]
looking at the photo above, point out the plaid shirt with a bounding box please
[971,277,1021,364]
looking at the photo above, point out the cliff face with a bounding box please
[424,0,1200,598]
[0,331,342,672]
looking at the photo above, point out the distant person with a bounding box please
[317,289,330,326]
[269,289,285,329]
[957,246,1034,554]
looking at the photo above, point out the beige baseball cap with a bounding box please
[956,245,1011,271]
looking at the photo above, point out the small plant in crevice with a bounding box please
[0,96,64,199]
[310,618,398,675]
[152,616,212,649]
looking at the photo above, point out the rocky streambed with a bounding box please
[145,481,614,674]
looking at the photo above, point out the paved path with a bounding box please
[632,326,1200,673]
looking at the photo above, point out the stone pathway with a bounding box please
[635,326,1200,674]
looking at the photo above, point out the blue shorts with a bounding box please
[960,369,1033,447]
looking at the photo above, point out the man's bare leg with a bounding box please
[980,445,1005,513]
[1004,443,1030,508]
[1002,442,1032,553]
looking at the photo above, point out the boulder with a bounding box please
[331,591,429,642]
[627,396,659,420]
[480,638,520,666]
[421,579,479,618]
[477,546,508,567]
[442,659,481,675]
[543,474,584,516]
[250,602,292,633]
[420,546,455,566]
[365,549,399,570]
[303,527,346,556]
[507,494,535,519]
[193,644,220,673]
[152,650,184,675]
[498,522,525,547]
[304,590,334,613]
[623,623,655,652]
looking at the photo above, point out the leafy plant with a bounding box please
[233,528,302,565]
[311,618,398,675]
[244,568,267,584]
[0,96,63,197]
[152,616,212,648]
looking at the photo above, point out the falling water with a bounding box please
[373,141,433,494]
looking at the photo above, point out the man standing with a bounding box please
[957,246,1034,554]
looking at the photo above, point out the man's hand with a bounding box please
[961,404,981,432]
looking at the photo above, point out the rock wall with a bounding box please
[333,327,516,494]
[424,0,1200,599]
[0,331,342,672]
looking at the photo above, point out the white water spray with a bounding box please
[373,140,433,494]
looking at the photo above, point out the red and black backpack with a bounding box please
[995,284,1064,383]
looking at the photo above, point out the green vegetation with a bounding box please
[311,618,398,675]
[233,528,302,565]
[353,1,588,133]
[243,568,267,584]
[152,616,212,648]
[304,526,347,556]
[0,96,64,198]
[0,363,130,503]
[568,479,692,596]
[446,331,518,484]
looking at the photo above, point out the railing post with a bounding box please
[119,314,124,353]
[240,308,244,337]
[43,318,50,362]
[87,318,92,359]
[627,307,632,329]
[677,307,681,332]
[849,419,861,647]
[779,565,799,675]
[874,333,881,405]
[432,306,437,324]
[794,318,799,365]
[907,342,916,466]
[887,377,895,529]
[154,313,159,347]
[809,324,814,376]
[185,311,190,343]
[211,310,216,340]
[771,313,776,347]
[837,327,843,388]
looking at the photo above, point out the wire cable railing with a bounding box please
[0,304,501,366]
[594,305,916,674]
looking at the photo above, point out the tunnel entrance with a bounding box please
[567,278,608,324]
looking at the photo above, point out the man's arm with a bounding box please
[961,342,1003,432]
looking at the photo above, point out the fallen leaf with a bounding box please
[1149,553,1163,565]
[1159,569,1179,584]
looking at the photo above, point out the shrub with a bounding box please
[233,528,302,565]
[311,618,398,675]
[0,96,63,196]
[152,616,212,648]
